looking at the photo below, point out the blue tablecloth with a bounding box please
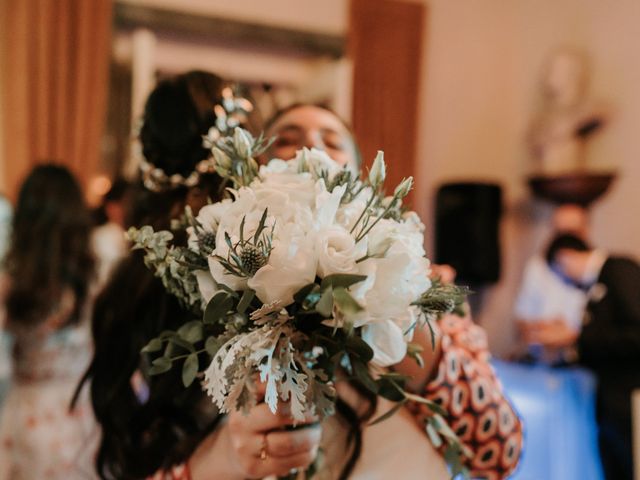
[493,360,604,480]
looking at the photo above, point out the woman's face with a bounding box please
[266,105,358,170]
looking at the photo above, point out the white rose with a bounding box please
[314,181,346,229]
[187,199,233,252]
[316,226,367,278]
[248,223,318,305]
[259,158,291,175]
[361,320,408,367]
[356,253,431,322]
[256,171,317,208]
[401,211,426,234]
[367,218,426,259]
[335,187,373,231]
[197,199,233,231]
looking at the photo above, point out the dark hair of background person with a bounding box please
[264,102,363,168]
[92,177,131,226]
[3,164,95,331]
[545,233,591,266]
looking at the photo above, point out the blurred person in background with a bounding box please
[91,177,131,285]
[264,103,523,479]
[515,204,590,364]
[0,165,99,479]
[530,233,640,480]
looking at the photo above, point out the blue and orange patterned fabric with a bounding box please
[411,313,524,480]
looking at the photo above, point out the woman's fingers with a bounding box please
[228,402,318,434]
[265,423,322,458]
[232,426,321,479]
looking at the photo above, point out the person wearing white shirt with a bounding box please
[515,204,589,363]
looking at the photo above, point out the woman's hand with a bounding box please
[189,390,321,480]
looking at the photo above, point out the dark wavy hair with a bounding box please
[545,233,591,266]
[4,164,95,330]
[78,71,227,479]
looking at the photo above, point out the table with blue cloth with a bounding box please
[493,360,604,480]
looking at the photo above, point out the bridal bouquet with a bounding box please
[129,127,468,474]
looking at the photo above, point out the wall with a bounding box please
[415,0,640,355]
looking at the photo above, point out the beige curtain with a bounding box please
[0,0,113,200]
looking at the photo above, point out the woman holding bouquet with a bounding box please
[79,72,448,480]
[83,73,454,480]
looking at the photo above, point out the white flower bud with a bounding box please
[297,147,310,172]
[233,127,253,159]
[394,176,413,198]
[368,151,386,188]
[212,147,232,170]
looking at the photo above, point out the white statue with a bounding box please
[528,48,606,175]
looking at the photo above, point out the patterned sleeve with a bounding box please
[147,463,191,480]
[410,313,523,480]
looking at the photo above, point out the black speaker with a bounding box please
[435,182,502,285]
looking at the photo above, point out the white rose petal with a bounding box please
[361,320,408,367]
[194,270,218,304]
[248,225,317,305]
[316,226,367,278]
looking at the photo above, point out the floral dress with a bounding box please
[0,270,99,480]
[0,324,99,480]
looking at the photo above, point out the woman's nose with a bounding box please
[303,131,324,150]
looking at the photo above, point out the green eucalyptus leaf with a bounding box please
[204,291,235,324]
[178,321,203,343]
[216,283,240,298]
[333,287,363,316]
[352,358,378,394]
[425,421,443,448]
[316,287,334,317]
[345,335,374,362]
[141,337,163,353]
[205,336,222,356]
[168,336,196,352]
[320,273,367,290]
[406,392,448,417]
[148,356,172,375]
[182,353,199,387]
[237,289,255,314]
[368,399,407,426]
[376,376,406,402]
[157,330,180,340]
